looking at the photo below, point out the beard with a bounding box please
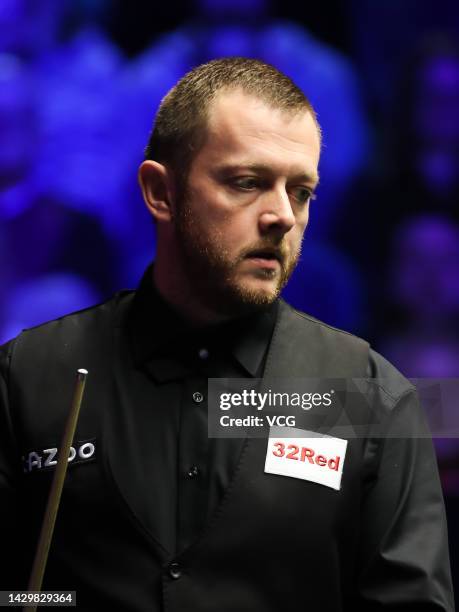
[175,199,302,317]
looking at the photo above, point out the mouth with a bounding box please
[244,248,283,270]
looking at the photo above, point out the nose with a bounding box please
[258,188,296,236]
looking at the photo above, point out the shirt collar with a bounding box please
[126,264,278,380]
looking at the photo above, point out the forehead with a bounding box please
[195,90,320,180]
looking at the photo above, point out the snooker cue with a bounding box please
[24,369,88,611]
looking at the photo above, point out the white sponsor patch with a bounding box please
[264,426,347,490]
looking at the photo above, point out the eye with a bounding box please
[290,186,316,205]
[231,176,260,190]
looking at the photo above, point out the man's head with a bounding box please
[139,57,321,323]
[144,57,320,195]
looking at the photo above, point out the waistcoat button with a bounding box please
[169,562,182,580]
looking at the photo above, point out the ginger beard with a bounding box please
[176,198,302,316]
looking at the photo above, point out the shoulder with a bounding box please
[1,290,135,371]
[275,300,369,376]
[279,300,414,402]
[367,348,417,410]
[284,301,368,349]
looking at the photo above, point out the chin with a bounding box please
[229,278,281,308]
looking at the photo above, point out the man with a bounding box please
[0,58,454,610]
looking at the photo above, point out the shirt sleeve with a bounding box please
[0,340,28,590]
[351,381,455,610]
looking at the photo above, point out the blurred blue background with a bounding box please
[1,0,458,590]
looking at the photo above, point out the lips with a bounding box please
[245,249,283,263]
[243,249,283,272]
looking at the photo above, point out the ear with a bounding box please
[138,160,175,223]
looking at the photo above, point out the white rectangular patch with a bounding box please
[264,426,348,490]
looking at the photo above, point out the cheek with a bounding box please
[218,223,249,250]
[290,222,307,245]
[188,195,237,237]
[209,204,257,236]
[299,204,310,226]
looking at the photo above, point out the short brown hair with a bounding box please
[144,57,320,190]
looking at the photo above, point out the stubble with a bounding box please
[176,200,301,316]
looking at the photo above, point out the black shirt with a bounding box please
[126,267,278,554]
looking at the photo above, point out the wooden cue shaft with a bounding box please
[25,369,88,610]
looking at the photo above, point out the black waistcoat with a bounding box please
[5,293,373,611]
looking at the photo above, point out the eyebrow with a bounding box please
[215,163,320,187]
